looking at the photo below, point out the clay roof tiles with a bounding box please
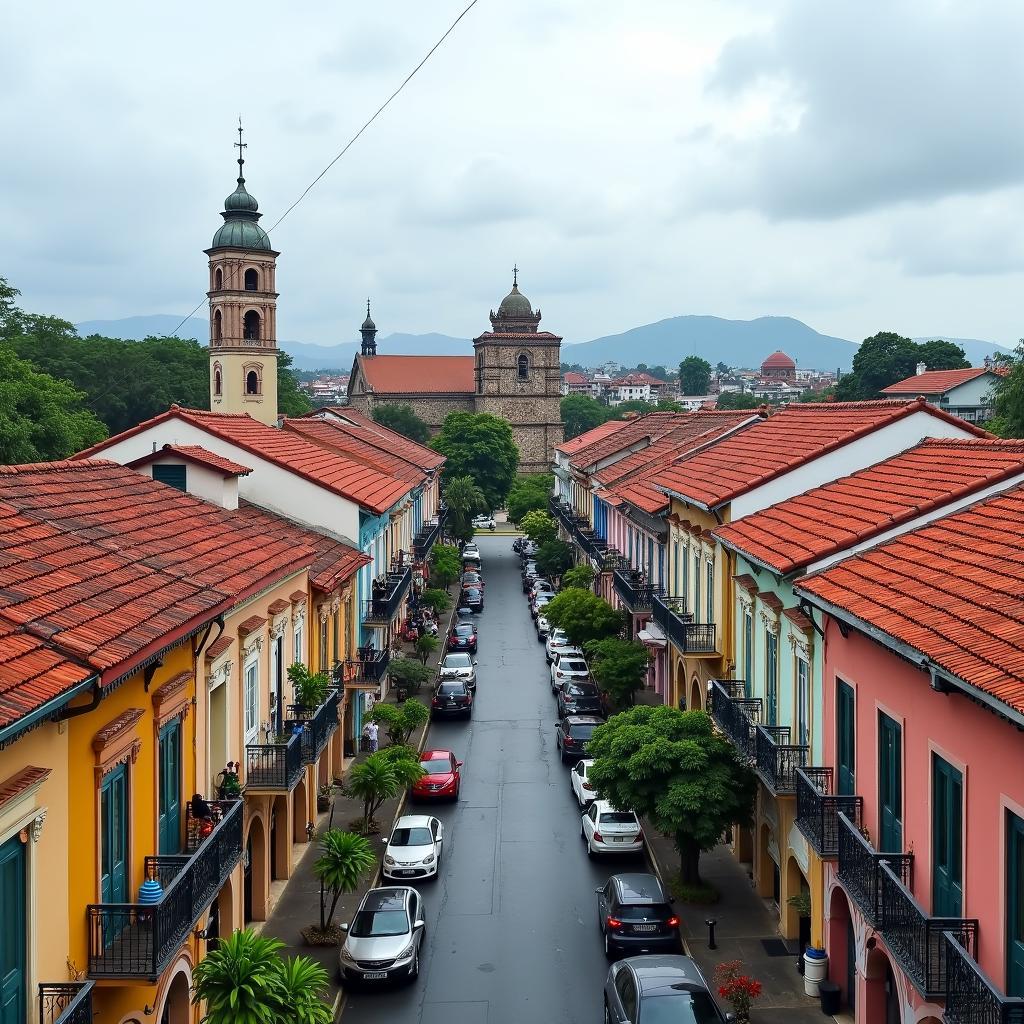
[556,419,632,457]
[881,367,998,395]
[307,409,445,472]
[357,354,475,395]
[129,444,253,477]
[568,412,683,470]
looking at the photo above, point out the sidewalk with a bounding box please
[644,832,830,1023]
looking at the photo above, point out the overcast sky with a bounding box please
[4,0,1023,347]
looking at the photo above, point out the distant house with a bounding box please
[881,364,1004,423]
[561,371,591,396]
[606,372,669,405]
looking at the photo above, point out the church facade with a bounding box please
[346,275,564,475]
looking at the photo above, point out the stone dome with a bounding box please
[498,283,533,317]
[761,350,796,369]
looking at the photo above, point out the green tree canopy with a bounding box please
[714,390,760,410]
[443,475,487,544]
[678,356,713,395]
[506,473,553,524]
[312,829,376,930]
[562,563,596,591]
[372,403,431,445]
[277,350,313,417]
[429,544,463,587]
[520,509,558,546]
[990,340,1024,438]
[561,394,610,440]
[535,539,575,580]
[832,332,971,401]
[915,338,972,373]
[542,589,623,648]
[715,361,730,375]
[587,706,757,885]
[431,411,519,510]
[585,636,651,709]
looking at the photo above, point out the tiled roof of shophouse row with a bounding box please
[310,409,445,471]
[880,367,999,395]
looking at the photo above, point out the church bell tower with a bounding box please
[206,124,280,424]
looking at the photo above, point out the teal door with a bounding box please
[932,756,963,916]
[101,764,129,904]
[743,611,753,698]
[1009,813,1024,997]
[0,835,25,1024]
[837,681,855,796]
[765,631,778,725]
[878,713,903,853]
[158,719,182,855]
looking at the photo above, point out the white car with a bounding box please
[528,579,554,600]
[382,814,444,881]
[536,615,550,639]
[550,652,591,692]
[461,543,481,563]
[472,514,496,529]
[581,801,644,858]
[546,629,582,664]
[570,758,598,807]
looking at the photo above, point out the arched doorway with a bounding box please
[271,795,289,880]
[293,777,308,843]
[159,966,191,1024]
[672,659,685,708]
[243,815,267,923]
[865,946,902,1024]
[784,857,811,946]
[828,886,855,1010]
[688,676,703,713]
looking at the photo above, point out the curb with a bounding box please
[641,828,694,958]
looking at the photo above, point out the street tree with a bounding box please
[990,340,1024,438]
[587,706,757,888]
[345,746,425,833]
[585,637,651,709]
[561,395,609,440]
[714,391,760,410]
[915,338,971,372]
[507,473,553,524]
[535,539,575,580]
[432,411,519,510]
[430,544,463,588]
[372,403,431,445]
[542,589,623,648]
[418,588,451,614]
[370,698,430,745]
[386,658,432,696]
[415,633,439,665]
[562,563,596,591]
[443,475,487,544]
[678,356,712,395]
[312,829,376,931]
[520,509,558,547]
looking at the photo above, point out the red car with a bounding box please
[411,748,463,801]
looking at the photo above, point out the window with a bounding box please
[213,308,222,340]
[243,310,261,340]
[152,464,187,491]
[214,267,223,290]
[796,656,810,747]
[932,755,963,916]
[319,625,328,673]
[1008,812,1024,996]
[332,611,340,666]
[765,629,778,725]
[244,658,259,742]
[100,765,128,904]
[705,559,714,623]
[693,551,702,623]
[743,609,753,698]
[293,620,304,666]
[213,365,222,396]
[614,969,637,1020]
[245,370,260,395]
[837,680,855,796]
[0,835,26,1022]
[673,541,680,596]
[244,268,259,291]
[681,542,689,603]
[517,354,529,379]
[878,712,903,852]
[158,720,182,854]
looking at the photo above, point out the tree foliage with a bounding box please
[276,350,313,417]
[585,636,651,709]
[345,745,424,833]
[520,509,558,546]
[386,658,432,695]
[562,564,596,591]
[990,340,1024,438]
[714,390,760,410]
[430,544,463,588]
[419,588,451,614]
[678,356,712,395]
[372,403,430,445]
[535,539,575,580]
[312,829,376,929]
[833,331,970,401]
[506,473,553,524]
[587,706,757,885]
[432,411,519,510]
[561,395,610,440]
[542,589,623,648]
[443,475,487,544]
[370,698,429,744]
[415,633,439,665]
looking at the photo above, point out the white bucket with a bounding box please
[804,948,828,996]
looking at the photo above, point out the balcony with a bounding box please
[549,495,576,537]
[754,724,808,795]
[944,932,1024,1024]
[795,767,864,858]
[363,563,412,624]
[286,687,341,765]
[245,730,303,791]
[652,594,719,653]
[413,510,445,560]
[613,567,664,613]
[837,811,913,926]
[87,798,243,980]
[339,646,391,684]
[39,982,94,1024]
[708,679,760,761]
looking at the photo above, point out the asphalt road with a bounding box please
[342,534,636,1024]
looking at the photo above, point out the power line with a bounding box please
[170,0,482,338]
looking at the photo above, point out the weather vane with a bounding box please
[513,264,519,287]
[234,117,246,178]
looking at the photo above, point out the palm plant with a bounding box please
[443,475,486,544]
[192,929,285,1024]
[345,747,424,833]
[313,829,376,930]
[277,956,335,1024]
[415,632,439,665]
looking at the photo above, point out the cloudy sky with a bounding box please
[3,0,1023,347]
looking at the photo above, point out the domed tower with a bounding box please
[360,300,377,357]
[473,268,564,474]
[206,125,280,424]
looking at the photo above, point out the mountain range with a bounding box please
[75,314,1013,373]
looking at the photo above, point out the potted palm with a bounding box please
[302,829,376,945]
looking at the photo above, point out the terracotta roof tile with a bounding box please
[713,439,1024,575]
[301,410,445,472]
[881,367,998,395]
[267,599,291,615]
[568,412,686,470]
[205,635,233,660]
[556,419,632,456]
[760,593,784,613]
[783,607,815,633]
[239,615,267,635]
[0,766,52,811]
[357,355,475,394]
[652,399,989,510]
[562,372,588,384]
[128,444,252,477]
[796,483,1024,716]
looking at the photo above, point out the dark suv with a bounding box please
[596,873,682,959]
[431,680,473,719]
[556,715,603,764]
[557,681,604,719]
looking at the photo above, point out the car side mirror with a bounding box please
[456,760,464,767]
[594,886,603,893]
[340,923,349,932]
[414,920,425,930]
[725,1016,735,1023]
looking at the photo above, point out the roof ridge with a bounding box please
[0,459,120,475]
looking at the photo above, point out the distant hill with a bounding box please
[912,336,1014,365]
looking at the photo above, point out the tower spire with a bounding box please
[234,117,247,183]
[512,263,518,287]
[361,299,378,356]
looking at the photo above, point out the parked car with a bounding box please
[596,874,682,959]
[460,570,485,588]
[528,579,554,600]
[462,586,484,612]
[546,629,581,664]
[410,749,462,801]
[431,680,473,719]
[570,757,598,807]
[557,681,604,719]
[338,886,426,986]
[531,594,552,621]
[438,652,476,690]
[536,615,550,640]
[556,714,603,764]
[447,622,478,653]
[472,514,496,529]
[581,800,644,858]
[550,652,591,692]
[382,815,444,880]
[603,956,733,1023]
[461,543,481,564]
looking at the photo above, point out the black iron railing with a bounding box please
[39,982,94,1024]
[652,593,686,634]
[549,495,577,538]
[414,507,446,559]
[944,932,1024,1023]
[651,594,717,652]
[878,860,977,998]
[612,567,664,612]
[836,811,913,927]
[363,564,413,624]
[754,724,808,795]
[601,551,629,573]
[339,646,391,683]
[286,687,340,764]
[245,730,303,790]
[795,767,864,858]
[708,679,760,760]
[87,799,243,980]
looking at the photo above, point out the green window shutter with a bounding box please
[878,713,903,853]
[152,464,187,491]
[0,836,26,1024]
[837,680,855,796]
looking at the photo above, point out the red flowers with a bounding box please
[713,961,762,1022]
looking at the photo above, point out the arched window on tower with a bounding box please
[214,267,223,290]
[244,268,259,291]
[517,354,529,380]
[243,310,261,341]
[213,364,223,396]
[213,310,222,342]
[245,370,261,395]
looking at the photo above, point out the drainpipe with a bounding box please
[57,680,104,721]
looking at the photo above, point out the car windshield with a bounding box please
[454,625,475,637]
[350,910,409,938]
[561,660,588,673]
[567,683,599,697]
[569,724,598,740]
[600,811,637,825]
[639,992,722,1024]
[616,903,672,920]
[390,827,433,847]
[439,683,465,695]
[421,757,452,772]
[465,589,482,599]
[443,655,472,668]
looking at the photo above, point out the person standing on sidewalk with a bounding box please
[363,721,379,753]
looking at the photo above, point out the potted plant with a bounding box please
[288,663,329,713]
[216,762,241,800]
[787,888,813,962]
[713,961,762,1024]
[316,783,335,813]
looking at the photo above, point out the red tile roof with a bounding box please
[128,444,252,477]
[881,367,997,395]
[796,484,1024,716]
[556,419,632,457]
[714,439,1024,575]
[762,350,796,369]
[307,409,445,472]
[357,354,475,394]
[283,418,428,484]
[652,399,989,510]
[562,372,588,384]
[611,373,667,387]
[567,412,685,470]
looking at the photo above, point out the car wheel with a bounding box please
[604,932,613,960]
[587,842,596,860]
[408,949,420,983]
[604,1002,612,1024]
[453,782,460,801]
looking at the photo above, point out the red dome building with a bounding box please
[760,349,797,382]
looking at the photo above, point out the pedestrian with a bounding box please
[363,720,379,753]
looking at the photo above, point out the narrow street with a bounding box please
[342,534,618,1024]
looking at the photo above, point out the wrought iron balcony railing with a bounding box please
[39,982,94,1024]
[613,567,664,612]
[285,687,341,765]
[878,860,977,999]
[549,495,577,536]
[754,724,808,795]
[245,730,303,791]
[944,932,1024,1024]
[837,811,913,927]
[708,679,760,760]
[363,564,413,624]
[652,594,718,653]
[795,767,864,858]
[413,519,441,560]
[338,646,391,684]
[87,799,243,980]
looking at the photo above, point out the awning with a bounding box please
[636,629,667,650]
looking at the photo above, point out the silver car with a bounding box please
[439,652,477,690]
[604,955,734,1023]
[339,886,426,986]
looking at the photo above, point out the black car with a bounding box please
[556,715,603,764]
[447,622,478,653]
[604,956,732,1023]
[462,586,484,612]
[596,874,682,960]
[557,681,605,719]
[431,680,473,719]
